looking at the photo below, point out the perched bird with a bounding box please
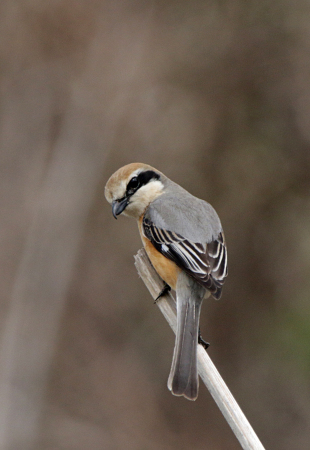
[105,163,227,400]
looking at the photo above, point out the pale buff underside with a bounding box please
[138,216,180,290]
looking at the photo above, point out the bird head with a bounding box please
[105,163,165,219]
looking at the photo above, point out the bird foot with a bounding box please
[198,328,210,350]
[154,283,171,303]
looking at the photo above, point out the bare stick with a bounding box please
[134,248,265,450]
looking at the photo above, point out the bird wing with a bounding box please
[142,215,227,299]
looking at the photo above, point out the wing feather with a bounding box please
[143,216,227,299]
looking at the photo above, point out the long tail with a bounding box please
[167,273,205,401]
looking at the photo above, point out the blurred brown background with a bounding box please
[1,1,310,449]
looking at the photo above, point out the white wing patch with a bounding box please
[161,244,169,252]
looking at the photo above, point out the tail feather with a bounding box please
[168,273,205,401]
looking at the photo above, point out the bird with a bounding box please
[105,163,227,400]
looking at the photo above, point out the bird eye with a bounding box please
[127,176,140,195]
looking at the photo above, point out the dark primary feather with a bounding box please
[143,216,227,299]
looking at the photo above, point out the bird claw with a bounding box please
[198,328,210,350]
[154,283,171,303]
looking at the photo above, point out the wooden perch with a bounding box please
[134,248,265,450]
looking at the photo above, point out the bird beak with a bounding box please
[112,198,129,219]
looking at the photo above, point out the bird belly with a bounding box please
[138,220,180,290]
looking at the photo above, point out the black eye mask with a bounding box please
[126,170,160,197]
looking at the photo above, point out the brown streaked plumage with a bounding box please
[105,163,228,400]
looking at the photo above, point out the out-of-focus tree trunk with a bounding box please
[0,109,109,449]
